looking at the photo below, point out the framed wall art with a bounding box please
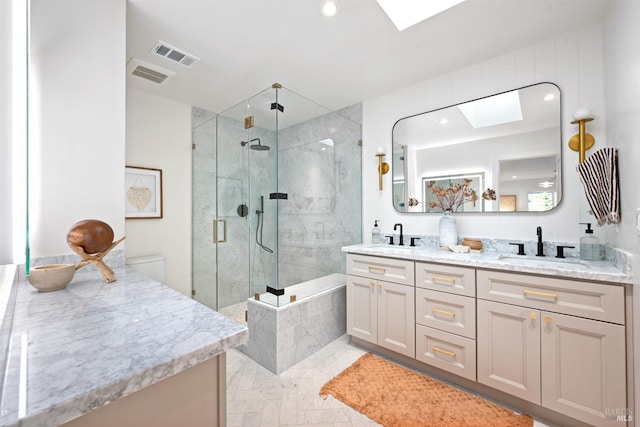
[125,166,163,219]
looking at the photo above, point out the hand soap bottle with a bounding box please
[579,223,601,260]
[372,220,381,244]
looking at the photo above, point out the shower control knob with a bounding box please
[237,204,249,217]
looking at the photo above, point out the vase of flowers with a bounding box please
[439,211,458,247]
[427,179,496,247]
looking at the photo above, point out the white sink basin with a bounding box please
[497,255,590,270]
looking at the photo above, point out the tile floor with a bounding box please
[226,334,557,427]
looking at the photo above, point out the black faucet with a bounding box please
[394,223,404,246]
[555,245,575,259]
[536,226,544,257]
[509,242,526,255]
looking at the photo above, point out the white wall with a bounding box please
[603,0,640,416]
[29,0,126,256]
[362,25,606,245]
[604,0,640,255]
[125,88,192,297]
[0,0,14,264]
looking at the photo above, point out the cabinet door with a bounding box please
[346,275,377,344]
[541,311,626,426]
[377,280,415,357]
[477,300,541,404]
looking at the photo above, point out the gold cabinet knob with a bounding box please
[544,315,552,323]
[530,312,537,320]
[370,281,375,287]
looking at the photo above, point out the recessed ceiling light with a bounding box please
[538,181,554,188]
[544,94,555,101]
[512,175,517,179]
[321,1,339,17]
[439,118,448,125]
[376,0,466,31]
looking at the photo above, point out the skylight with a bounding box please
[457,91,523,129]
[376,0,466,31]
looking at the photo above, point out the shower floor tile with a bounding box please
[226,335,558,427]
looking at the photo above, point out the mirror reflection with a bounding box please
[392,82,561,213]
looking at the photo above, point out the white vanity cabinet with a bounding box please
[415,262,477,381]
[346,254,415,357]
[477,270,626,427]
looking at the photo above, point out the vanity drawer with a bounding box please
[416,262,475,297]
[477,270,624,325]
[346,254,414,286]
[416,324,476,381]
[416,288,475,339]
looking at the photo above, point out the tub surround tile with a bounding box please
[240,276,346,374]
[0,267,247,427]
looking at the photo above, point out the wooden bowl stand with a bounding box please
[68,236,126,283]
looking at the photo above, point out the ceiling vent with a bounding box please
[152,41,200,67]
[126,58,175,84]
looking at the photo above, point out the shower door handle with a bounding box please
[213,219,227,243]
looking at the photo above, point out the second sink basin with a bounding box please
[497,255,590,270]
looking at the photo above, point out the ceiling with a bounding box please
[126,0,611,115]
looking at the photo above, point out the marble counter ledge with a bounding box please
[0,268,248,427]
[342,244,633,285]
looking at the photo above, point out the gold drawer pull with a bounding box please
[370,281,376,287]
[432,346,455,358]
[432,276,456,284]
[544,315,553,323]
[432,308,456,317]
[523,290,557,299]
[368,266,386,274]
[530,312,537,320]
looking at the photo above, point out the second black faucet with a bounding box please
[536,226,544,256]
[394,223,404,246]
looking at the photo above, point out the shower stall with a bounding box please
[191,83,362,325]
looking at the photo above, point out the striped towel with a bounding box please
[577,147,620,226]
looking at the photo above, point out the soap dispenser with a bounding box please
[579,223,601,260]
[372,220,381,244]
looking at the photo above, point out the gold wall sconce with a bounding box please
[568,107,595,163]
[376,147,389,190]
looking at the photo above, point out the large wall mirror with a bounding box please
[392,82,561,213]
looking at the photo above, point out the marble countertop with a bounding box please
[0,268,248,427]
[342,244,633,285]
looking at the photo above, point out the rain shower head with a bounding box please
[250,138,270,151]
[241,137,270,151]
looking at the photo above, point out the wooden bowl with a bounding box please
[27,264,75,292]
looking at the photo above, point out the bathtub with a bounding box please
[237,273,346,374]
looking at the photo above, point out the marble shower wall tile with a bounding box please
[278,104,362,288]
